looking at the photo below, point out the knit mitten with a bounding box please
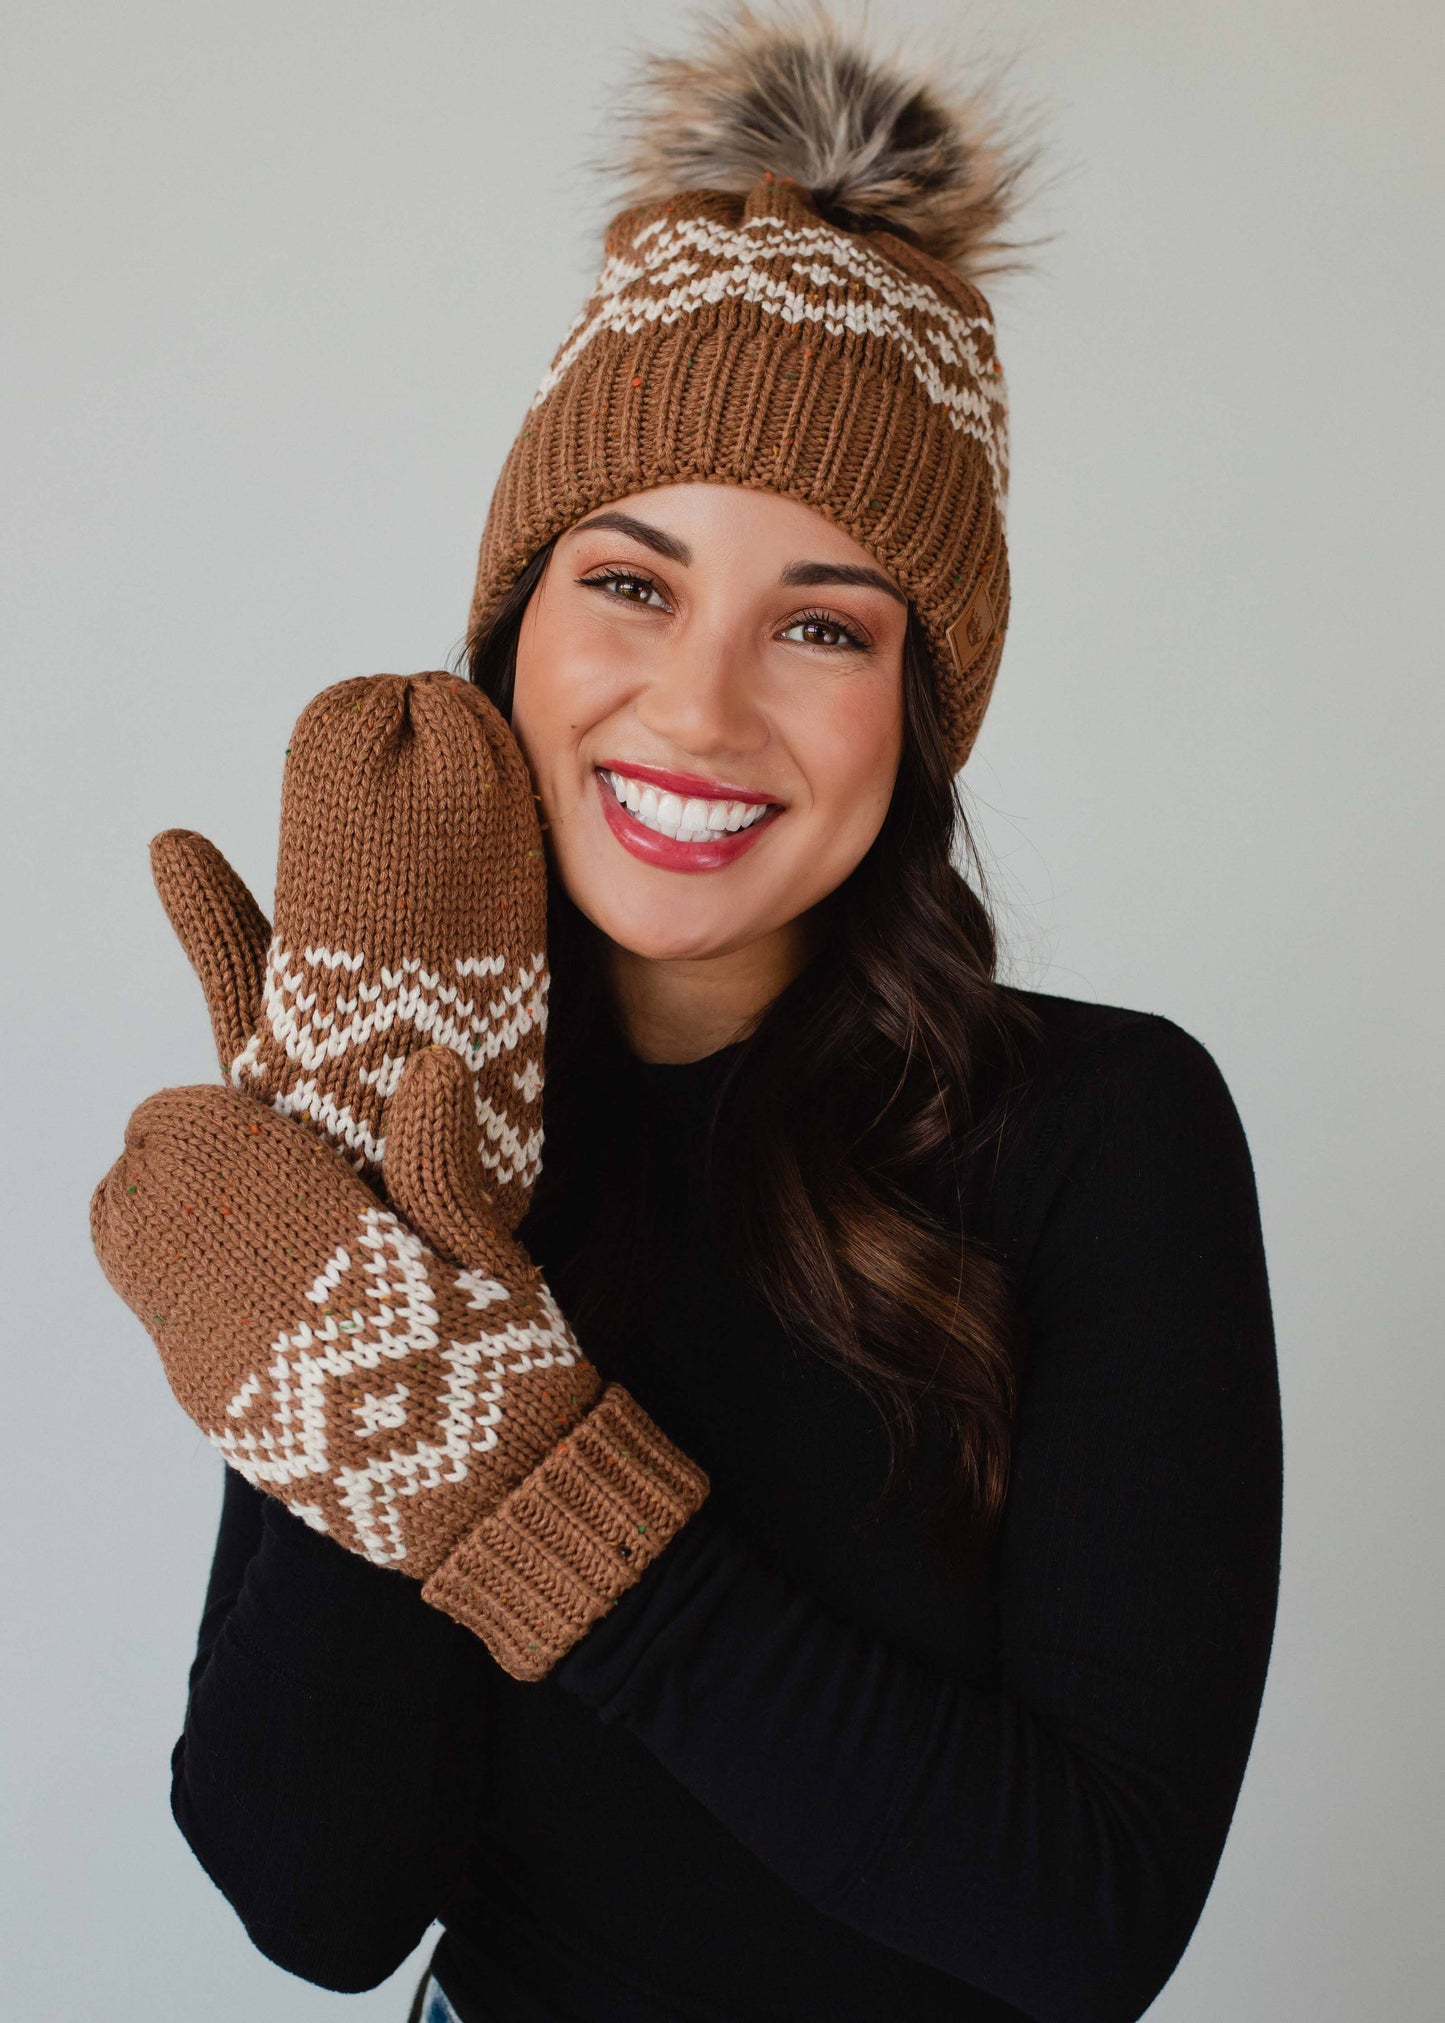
[150,669,547,1225]
[93,673,710,1679]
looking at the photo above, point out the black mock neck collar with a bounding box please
[624,1036,749,1126]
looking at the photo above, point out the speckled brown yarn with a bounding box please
[467,176,1011,773]
[92,673,711,1680]
[151,671,549,1230]
[90,1065,708,1680]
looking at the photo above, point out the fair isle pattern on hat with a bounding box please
[468,4,1041,774]
[531,206,1010,515]
[230,937,549,1195]
[470,178,1012,776]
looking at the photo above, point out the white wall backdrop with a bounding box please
[4,2,1440,2016]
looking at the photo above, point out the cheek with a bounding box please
[511,603,621,773]
[780,673,902,829]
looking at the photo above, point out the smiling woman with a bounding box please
[464,473,1027,1585]
[508,484,909,1036]
[139,8,1283,2023]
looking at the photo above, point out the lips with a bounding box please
[594,767,782,873]
[594,758,778,806]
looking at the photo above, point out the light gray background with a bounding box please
[4,2,1440,2016]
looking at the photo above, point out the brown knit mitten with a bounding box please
[149,670,547,1226]
[92,673,709,1679]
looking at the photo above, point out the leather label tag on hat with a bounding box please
[947,573,998,681]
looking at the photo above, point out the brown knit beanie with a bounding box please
[467,5,1038,774]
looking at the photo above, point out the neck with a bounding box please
[597,912,820,1064]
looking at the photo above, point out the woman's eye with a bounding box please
[579,570,668,610]
[780,611,866,651]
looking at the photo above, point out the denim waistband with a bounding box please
[410,1972,463,2023]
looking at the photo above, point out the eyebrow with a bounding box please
[779,559,906,606]
[571,510,692,564]
[570,510,906,606]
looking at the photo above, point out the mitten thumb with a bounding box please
[87,1096,167,1321]
[151,830,271,1072]
[88,1155,122,1281]
[384,1044,531,1277]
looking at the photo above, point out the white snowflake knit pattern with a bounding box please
[534,210,1010,513]
[212,1205,582,1564]
[229,939,549,1193]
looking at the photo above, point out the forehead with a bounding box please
[564,481,901,579]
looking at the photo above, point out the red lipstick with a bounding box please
[594,759,779,807]
[593,768,782,873]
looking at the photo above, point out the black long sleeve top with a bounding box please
[168,990,1283,2022]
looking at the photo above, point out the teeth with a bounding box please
[603,769,775,843]
[612,771,643,815]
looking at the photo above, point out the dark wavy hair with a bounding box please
[458,539,1039,1583]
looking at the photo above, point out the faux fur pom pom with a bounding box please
[606,1,1041,282]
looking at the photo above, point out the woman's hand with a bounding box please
[92,671,709,1679]
[89,1058,600,1574]
[91,1017,708,1684]
[148,670,548,1229]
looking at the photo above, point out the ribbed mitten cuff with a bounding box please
[419,1383,710,1681]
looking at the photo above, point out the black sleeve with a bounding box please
[555,1017,1283,2023]
[170,1464,488,1993]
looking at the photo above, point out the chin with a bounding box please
[581,890,766,964]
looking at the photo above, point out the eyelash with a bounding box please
[788,607,868,652]
[576,570,869,652]
[578,569,668,610]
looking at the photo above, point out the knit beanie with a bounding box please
[466,4,1037,774]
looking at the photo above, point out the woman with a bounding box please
[92,11,1282,2021]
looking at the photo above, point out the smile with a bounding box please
[593,766,783,873]
[602,768,775,841]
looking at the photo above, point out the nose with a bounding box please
[632,623,768,764]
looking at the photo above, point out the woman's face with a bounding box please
[510,482,907,966]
